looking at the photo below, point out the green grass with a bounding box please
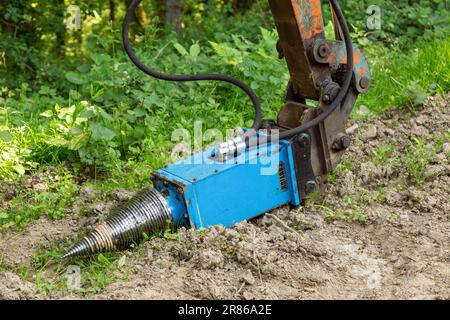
[0,168,78,230]
[26,218,180,296]
[0,2,448,298]
[0,34,446,262]
[0,23,448,297]
[356,36,450,114]
[371,141,395,166]
[327,160,353,183]
[402,136,435,186]
[0,220,180,297]
[317,204,368,225]
[1,34,448,187]
[0,252,5,271]
[31,244,126,295]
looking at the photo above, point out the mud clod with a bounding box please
[0,272,42,300]
[241,270,256,285]
[197,250,225,269]
[362,125,378,141]
[442,143,450,154]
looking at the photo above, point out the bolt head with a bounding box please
[317,44,330,58]
[340,135,351,149]
[298,133,310,146]
[305,181,317,194]
[333,134,351,151]
[359,76,371,90]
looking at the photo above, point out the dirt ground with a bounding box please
[0,94,449,300]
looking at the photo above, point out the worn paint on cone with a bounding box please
[63,188,172,259]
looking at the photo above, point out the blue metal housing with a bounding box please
[152,136,301,229]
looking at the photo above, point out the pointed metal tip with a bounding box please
[61,250,76,260]
[61,249,77,260]
[62,240,90,260]
[62,188,172,259]
[61,252,71,260]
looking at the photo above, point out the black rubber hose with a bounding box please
[122,0,263,131]
[247,0,355,146]
[123,0,354,145]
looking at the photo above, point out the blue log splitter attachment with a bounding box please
[62,0,371,259]
[152,133,315,229]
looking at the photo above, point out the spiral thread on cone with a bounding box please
[63,188,172,259]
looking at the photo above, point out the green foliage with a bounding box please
[1,23,290,178]
[0,1,69,87]
[0,169,78,230]
[183,0,272,42]
[1,1,449,181]
[1,0,449,296]
[41,101,122,168]
[318,203,367,225]
[0,0,449,198]
[0,126,38,179]
[209,28,288,116]
[76,253,125,294]
[342,0,450,47]
[371,141,395,165]
[327,160,353,183]
[402,136,434,186]
[32,244,125,295]
[356,36,450,113]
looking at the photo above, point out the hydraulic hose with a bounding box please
[122,0,263,131]
[123,0,354,145]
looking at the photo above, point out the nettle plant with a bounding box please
[41,98,122,168]
[0,126,38,180]
[37,27,289,171]
[342,0,449,47]
[209,28,289,117]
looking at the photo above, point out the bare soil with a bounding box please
[0,94,449,300]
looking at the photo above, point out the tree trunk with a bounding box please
[232,0,253,12]
[165,0,184,32]
[55,0,66,57]
[110,0,116,21]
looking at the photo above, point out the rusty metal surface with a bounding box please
[268,0,332,100]
[293,0,325,40]
[277,101,309,129]
[269,0,369,193]
[312,40,372,93]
